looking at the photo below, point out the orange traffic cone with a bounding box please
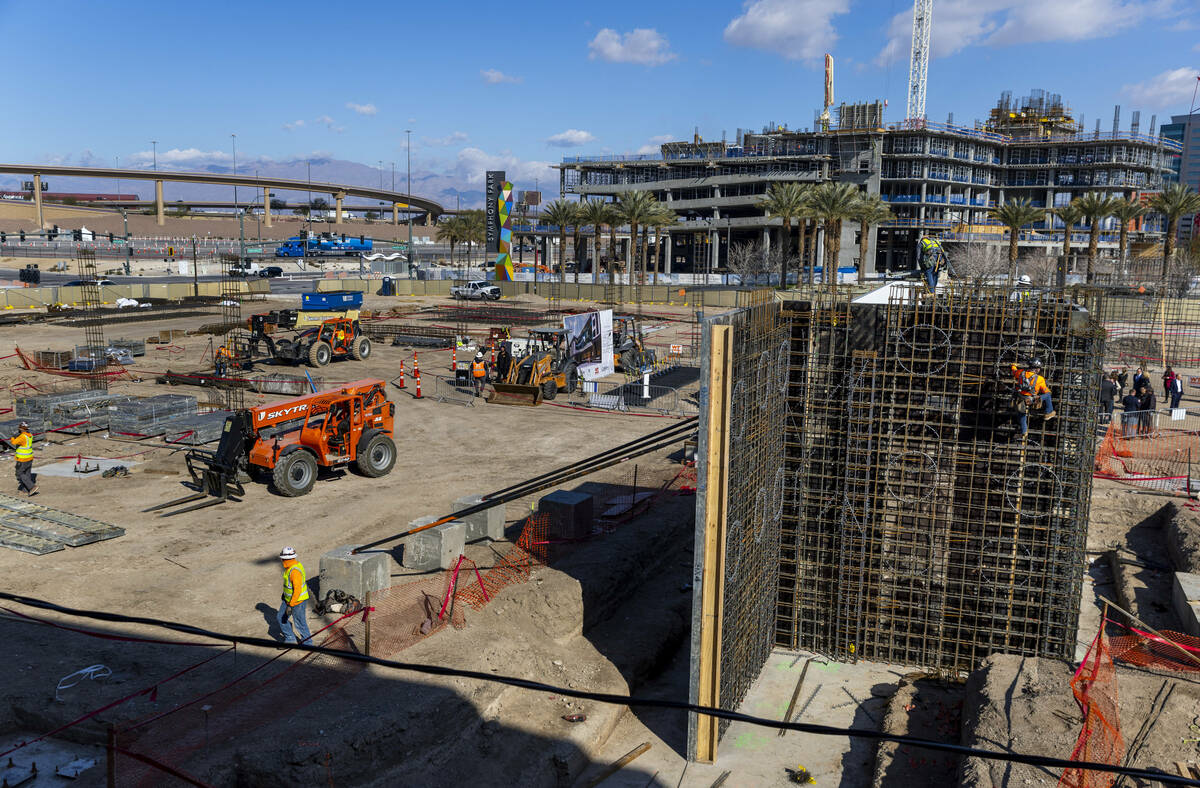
[452,346,457,372]
[415,369,423,399]
[397,359,406,388]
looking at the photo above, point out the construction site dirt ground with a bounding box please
[0,298,1198,785]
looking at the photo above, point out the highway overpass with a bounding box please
[0,164,445,228]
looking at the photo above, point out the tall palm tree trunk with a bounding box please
[797,221,809,286]
[594,224,602,282]
[1087,224,1100,284]
[641,225,649,286]
[1007,232,1019,282]
[1163,219,1178,279]
[780,217,792,288]
[1118,225,1129,272]
[1059,230,1072,289]
[572,226,581,284]
[558,228,567,279]
[857,219,869,285]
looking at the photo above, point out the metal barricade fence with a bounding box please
[1095,407,1200,491]
[431,374,476,407]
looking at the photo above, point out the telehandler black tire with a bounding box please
[273,450,318,497]
[356,432,396,478]
[350,336,371,361]
[308,341,332,367]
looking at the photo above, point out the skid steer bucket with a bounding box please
[486,383,543,406]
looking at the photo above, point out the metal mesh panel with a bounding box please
[75,249,107,391]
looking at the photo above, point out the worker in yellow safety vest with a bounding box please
[6,421,38,496]
[471,351,489,398]
[276,546,311,645]
[214,344,232,379]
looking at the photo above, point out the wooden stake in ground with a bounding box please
[584,742,651,787]
[778,658,811,737]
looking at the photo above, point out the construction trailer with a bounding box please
[688,285,1103,762]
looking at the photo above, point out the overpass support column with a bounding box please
[155,180,165,226]
[334,192,345,225]
[392,203,399,225]
[424,213,433,227]
[33,174,43,229]
[263,187,272,227]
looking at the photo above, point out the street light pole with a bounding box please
[406,129,413,272]
[122,208,131,275]
[231,133,238,214]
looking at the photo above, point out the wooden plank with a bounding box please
[0,524,64,555]
[696,323,733,763]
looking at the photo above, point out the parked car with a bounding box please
[258,266,283,278]
[450,280,501,301]
[61,279,115,287]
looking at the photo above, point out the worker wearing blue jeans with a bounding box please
[277,546,312,645]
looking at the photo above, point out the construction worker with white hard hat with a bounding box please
[5,421,38,496]
[471,351,489,398]
[276,546,311,645]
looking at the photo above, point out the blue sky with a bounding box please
[2,0,1198,201]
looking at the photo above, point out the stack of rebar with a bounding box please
[162,412,230,445]
[107,394,198,437]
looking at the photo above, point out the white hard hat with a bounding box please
[279,546,297,560]
[475,352,484,360]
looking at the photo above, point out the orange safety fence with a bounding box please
[1108,619,1200,673]
[1059,627,1124,788]
[1093,410,1200,493]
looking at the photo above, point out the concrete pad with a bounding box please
[319,544,389,603]
[1173,571,1200,637]
[403,518,465,571]
[539,490,594,540]
[34,458,139,478]
[452,493,505,542]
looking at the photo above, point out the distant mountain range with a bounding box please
[0,157,487,210]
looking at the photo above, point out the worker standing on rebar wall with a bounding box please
[1010,359,1056,438]
[917,235,946,291]
[215,344,231,379]
[276,547,311,645]
[5,422,38,496]
[471,352,489,397]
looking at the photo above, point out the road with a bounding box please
[0,268,336,295]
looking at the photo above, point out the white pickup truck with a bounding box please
[450,280,501,301]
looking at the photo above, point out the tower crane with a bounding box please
[906,0,932,120]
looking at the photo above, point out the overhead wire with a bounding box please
[0,591,1196,787]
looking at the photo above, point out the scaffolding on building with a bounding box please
[219,253,246,411]
[75,249,108,392]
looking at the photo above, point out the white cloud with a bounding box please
[724,0,850,61]
[1123,66,1200,108]
[282,119,306,131]
[345,102,377,116]
[481,69,521,84]
[423,131,469,147]
[127,148,232,168]
[588,28,676,65]
[546,129,597,147]
[314,115,345,133]
[636,134,675,154]
[453,147,554,186]
[878,1,1176,64]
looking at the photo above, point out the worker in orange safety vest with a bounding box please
[471,351,489,398]
[1010,358,1056,438]
[276,546,311,645]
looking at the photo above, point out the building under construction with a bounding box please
[688,285,1103,761]
[557,89,1180,276]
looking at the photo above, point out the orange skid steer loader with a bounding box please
[147,379,397,516]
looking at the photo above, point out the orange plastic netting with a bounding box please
[1059,629,1124,788]
[1093,416,1200,492]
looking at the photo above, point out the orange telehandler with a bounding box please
[147,379,396,515]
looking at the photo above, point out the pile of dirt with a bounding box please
[1165,502,1200,572]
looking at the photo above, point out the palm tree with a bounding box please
[758,182,808,287]
[807,182,860,286]
[435,216,462,265]
[1149,184,1200,278]
[458,209,485,266]
[567,203,585,283]
[604,202,621,273]
[1049,201,1084,287]
[578,199,610,279]
[617,191,659,285]
[540,199,578,279]
[849,193,894,285]
[989,198,1045,282]
[1075,192,1119,283]
[1110,197,1147,271]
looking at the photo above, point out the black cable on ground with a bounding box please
[0,592,1194,787]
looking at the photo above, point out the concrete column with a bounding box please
[262,187,272,227]
[155,179,165,226]
[334,192,344,224]
[33,174,43,229]
[665,232,672,274]
[424,213,433,227]
[392,203,399,225]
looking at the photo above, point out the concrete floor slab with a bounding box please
[33,457,138,478]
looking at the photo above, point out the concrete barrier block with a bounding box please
[452,493,505,543]
[1173,571,1200,637]
[539,490,594,540]
[319,544,389,603]
[403,518,466,571]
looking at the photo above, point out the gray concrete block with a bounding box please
[403,517,466,571]
[319,545,390,603]
[1173,571,1200,638]
[452,493,506,543]
[539,490,594,540]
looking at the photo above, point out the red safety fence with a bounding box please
[1058,627,1124,788]
[1109,620,1200,673]
[1093,409,1200,493]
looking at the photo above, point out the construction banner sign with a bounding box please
[562,309,614,381]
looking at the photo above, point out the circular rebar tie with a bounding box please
[885,450,940,503]
[895,323,952,375]
[1003,463,1062,520]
